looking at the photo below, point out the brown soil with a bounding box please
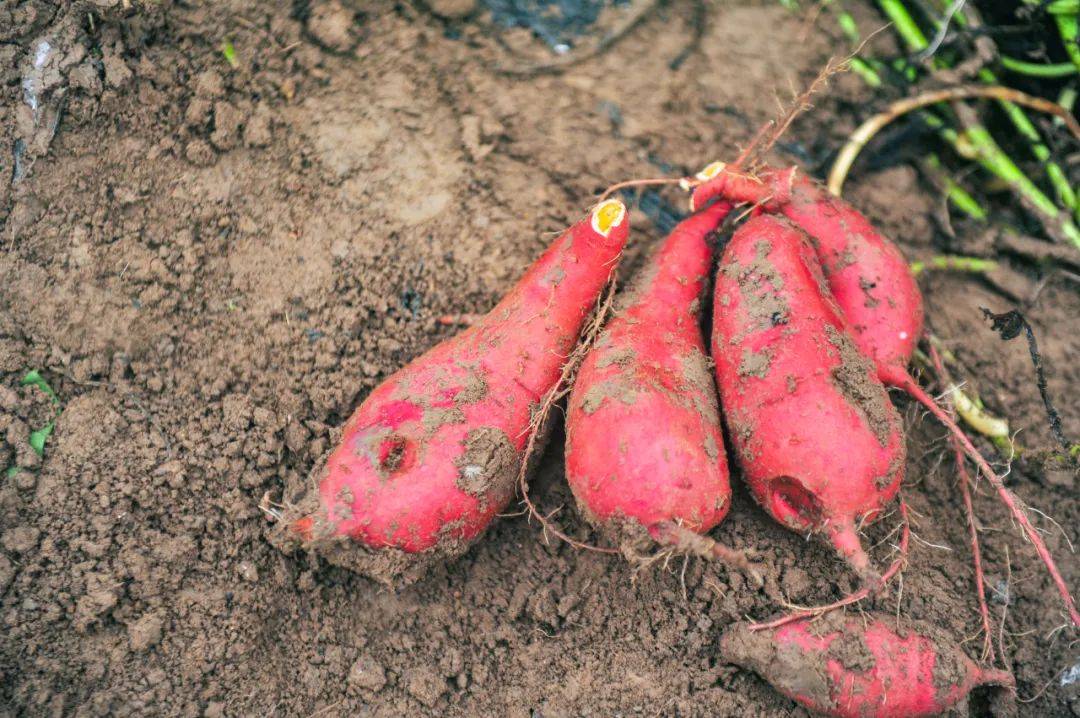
[1,1,1077,716]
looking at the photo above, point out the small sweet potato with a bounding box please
[722,612,1014,718]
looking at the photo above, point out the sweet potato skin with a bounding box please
[721,612,1014,718]
[711,214,905,575]
[565,202,731,540]
[691,165,923,380]
[288,202,630,582]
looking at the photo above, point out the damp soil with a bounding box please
[1,1,1078,716]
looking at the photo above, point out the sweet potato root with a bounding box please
[564,202,755,575]
[691,161,1080,627]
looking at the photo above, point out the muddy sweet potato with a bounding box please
[282,200,630,585]
[564,202,754,572]
[711,213,905,582]
[721,612,1014,718]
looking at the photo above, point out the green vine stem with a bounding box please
[1001,56,1077,78]
[878,0,1080,247]
[909,255,998,276]
[825,4,987,219]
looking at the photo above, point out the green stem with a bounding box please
[877,0,929,51]
[831,3,985,219]
[882,0,1080,246]
[1048,1,1080,15]
[924,154,987,219]
[959,121,1080,248]
[976,68,1078,211]
[909,255,998,275]
[1055,14,1080,73]
[1060,86,1080,222]
[1000,56,1077,77]
[948,3,1078,209]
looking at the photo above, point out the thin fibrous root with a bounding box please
[895,371,1080,628]
[829,85,1080,196]
[651,521,764,587]
[597,177,685,203]
[516,277,620,555]
[749,499,911,632]
[736,26,889,172]
[930,343,996,664]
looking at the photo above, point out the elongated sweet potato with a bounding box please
[711,213,905,582]
[722,612,1014,718]
[282,201,630,585]
[564,202,754,573]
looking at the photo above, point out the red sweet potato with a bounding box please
[721,612,1014,718]
[283,200,630,584]
[564,202,752,569]
[711,213,905,582]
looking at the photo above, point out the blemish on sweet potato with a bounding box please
[595,346,636,370]
[579,379,637,414]
[824,325,894,446]
[454,371,489,405]
[454,427,518,501]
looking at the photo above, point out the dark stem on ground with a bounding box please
[980,308,1070,451]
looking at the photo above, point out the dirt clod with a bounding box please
[824,324,895,446]
[127,612,165,652]
[306,0,362,54]
[348,655,388,693]
[404,666,447,708]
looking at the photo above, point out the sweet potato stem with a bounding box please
[909,255,998,276]
[892,370,1080,627]
[828,0,1079,238]
[822,5,986,218]
[886,0,1079,213]
[827,85,1080,245]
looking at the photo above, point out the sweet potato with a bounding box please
[721,612,1014,718]
[564,202,754,572]
[711,213,905,582]
[283,200,630,585]
[691,162,1080,626]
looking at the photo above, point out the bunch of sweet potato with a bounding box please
[274,160,1076,716]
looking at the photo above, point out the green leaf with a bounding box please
[21,369,59,404]
[29,422,54,457]
[221,40,238,69]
